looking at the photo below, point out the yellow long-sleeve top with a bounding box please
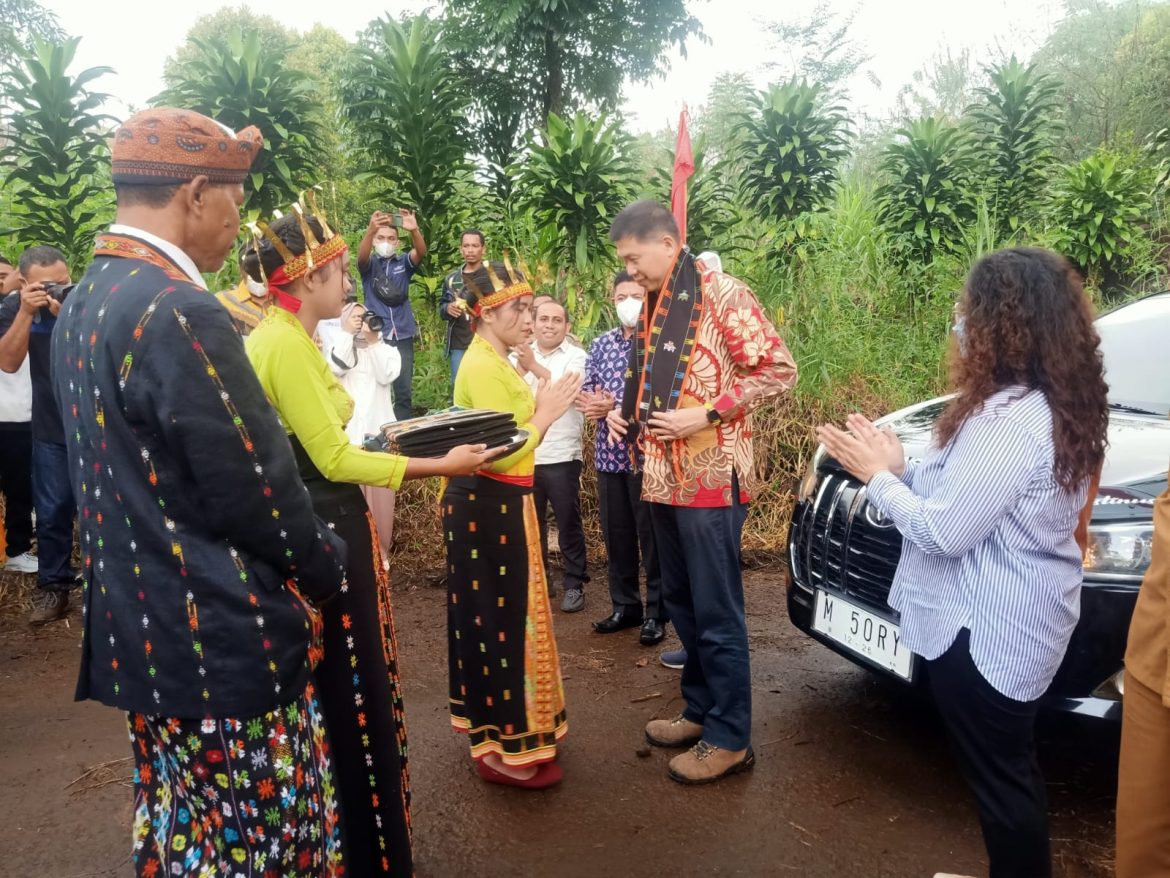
[454,334,541,480]
[246,306,407,489]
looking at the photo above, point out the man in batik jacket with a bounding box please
[52,108,348,877]
[607,200,798,785]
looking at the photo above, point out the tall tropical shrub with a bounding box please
[339,15,470,268]
[1051,149,1152,290]
[738,79,849,244]
[1148,126,1170,192]
[0,37,114,272]
[153,30,324,218]
[1,0,66,72]
[967,56,1062,239]
[515,111,637,271]
[876,116,976,265]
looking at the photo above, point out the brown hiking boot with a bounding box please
[668,741,755,785]
[29,590,69,625]
[645,713,703,748]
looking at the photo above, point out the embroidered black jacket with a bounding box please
[52,234,347,718]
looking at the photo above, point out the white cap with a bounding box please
[697,251,722,273]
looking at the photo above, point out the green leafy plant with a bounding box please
[966,56,1062,239]
[444,0,703,124]
[153,29,324,218]
[1051,149,1153,290]
[339,15,470,270]
[0,37,115,273]
[514,111,637,273]
[738,79,849,245]
[876,116,976,265]
[0,0,65,72]
[1148,126,1170,192]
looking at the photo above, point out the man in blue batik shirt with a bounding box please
[579,270,668,648]
[357,208,427,421]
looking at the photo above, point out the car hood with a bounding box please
[875,396,1168,516]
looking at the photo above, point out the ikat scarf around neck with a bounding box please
[621,248,702,447]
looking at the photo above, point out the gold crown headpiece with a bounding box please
[246,185,347,286]
[461,251,535,315]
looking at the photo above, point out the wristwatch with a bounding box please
[704,401,722,424]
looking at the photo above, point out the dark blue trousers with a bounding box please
[387,336,414,421]
[648,476,751,751]
[31,439,77,591]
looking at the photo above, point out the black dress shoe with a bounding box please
[592,611,643,633]
[639,618,666,645]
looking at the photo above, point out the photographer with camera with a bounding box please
[0,245,80,624]
[439,229,484,387]
[319,299,401,560]
[357,208,426,421]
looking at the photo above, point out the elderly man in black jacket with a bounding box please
[53,108,349,878]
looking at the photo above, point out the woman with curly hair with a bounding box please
[816,247,1108,878]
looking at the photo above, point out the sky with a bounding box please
[42,0,1067,132]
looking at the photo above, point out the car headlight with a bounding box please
[798,444,827,501]
[1083,522,1155,578]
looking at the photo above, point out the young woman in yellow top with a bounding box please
[243,212,495,876]
[444,261,582,788]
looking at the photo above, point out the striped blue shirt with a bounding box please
[866,387,1088,701]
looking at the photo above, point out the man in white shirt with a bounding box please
[0,258,36,574]
[514,299,590,613]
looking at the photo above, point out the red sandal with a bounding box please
[475,759,563,790]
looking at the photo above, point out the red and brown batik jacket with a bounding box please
[639,268,798,508]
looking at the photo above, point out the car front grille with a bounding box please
[790,470,903,612]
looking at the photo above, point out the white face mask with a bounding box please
[374,241,397,259]
[244,276,269,298]
[615,297,643,328]
[952,315,967,355]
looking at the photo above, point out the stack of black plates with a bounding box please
[377,408,529,459]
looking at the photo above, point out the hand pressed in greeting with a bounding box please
[512,342,537,374]
[814,413,905,484]
[575,389,616,419]
[647,406,711,442]
[605,407,629,445]
[534,370,584,423]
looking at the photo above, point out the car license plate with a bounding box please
[812,590,914,681]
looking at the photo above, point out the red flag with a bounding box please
[670,107,694,246]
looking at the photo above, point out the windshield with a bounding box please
[1096,293,1170,417]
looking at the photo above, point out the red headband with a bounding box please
[266,236,349,292]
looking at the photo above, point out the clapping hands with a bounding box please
[814,414,905,484]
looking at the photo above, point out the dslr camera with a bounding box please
[45,282,75,303]
[33,282,75,323]
[343,296,385,334]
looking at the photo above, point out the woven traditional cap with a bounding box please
[111,107,263,186]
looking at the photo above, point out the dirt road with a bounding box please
[0,568,1118,877]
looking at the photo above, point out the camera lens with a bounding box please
[45,282,75,303]
[364,314,385,333]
